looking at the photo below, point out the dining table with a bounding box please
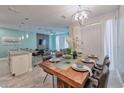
[39,55,97,88]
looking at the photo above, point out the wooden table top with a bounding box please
[39,59,95,88]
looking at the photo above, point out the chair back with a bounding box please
[56,51,63,57]
[98,65,109,88]
[42,56,52,61]
[103,55,110,68]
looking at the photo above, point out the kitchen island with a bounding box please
[9,50,32,76]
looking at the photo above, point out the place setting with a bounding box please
[49,57,63,63]
[87,54,98,59]
[81,57,96,64]
[71,61,93,76]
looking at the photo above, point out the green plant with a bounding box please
[65,61,71,64]
[66,48,71,54]
[64,55,72,59]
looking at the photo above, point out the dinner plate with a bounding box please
[49,58,61,63]
[81,58,95,63]
[71,63,88,72]
[88,55,98,58]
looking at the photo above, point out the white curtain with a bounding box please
[56,36,59,51]
[56,35,68,51]
[104,19,114,70]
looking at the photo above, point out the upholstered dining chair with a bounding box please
[84,77,98,88]
[39,58,55,88]
[92,55,110,75]
[94,55,110,70]
[84,65,109,88]
[92,55,110,80]
[94,65,109,88]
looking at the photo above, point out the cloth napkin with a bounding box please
[83,65,93,76]
[72,63,93,76]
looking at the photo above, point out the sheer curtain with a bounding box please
[56,35,68,51]
[104,19,114,70]
[56,36,59,51]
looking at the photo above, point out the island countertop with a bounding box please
[9,50,31,56]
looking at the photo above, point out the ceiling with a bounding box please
[0,5,118,34]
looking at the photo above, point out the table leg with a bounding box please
[57,78,72,88]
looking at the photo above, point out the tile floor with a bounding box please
[107,71,123,88]
[0,59,123,88]
[120,72,124,83]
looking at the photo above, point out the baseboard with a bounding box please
[116,69,124,87]
[0,57,9,61]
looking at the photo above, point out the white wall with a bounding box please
[84,12,116,26]
[81,22,105,64]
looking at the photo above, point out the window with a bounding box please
[56,35,68,51]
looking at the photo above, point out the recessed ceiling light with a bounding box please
[25,18,29,20]
[21,22,25,24]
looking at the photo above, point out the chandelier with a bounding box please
[72,5,91,25]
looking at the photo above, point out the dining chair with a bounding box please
[32,52,39,66]
[92,55,109,74]
[84,77,98,88]
[56,51,63,57]
[94,55,110,70]
[85,65,109,88]
[39,58,55,88]
[92,56,110,80]
[42,68,55,88]
[95,65,109,88]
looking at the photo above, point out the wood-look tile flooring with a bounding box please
[0,59,57,88]
[0,59,123,88]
